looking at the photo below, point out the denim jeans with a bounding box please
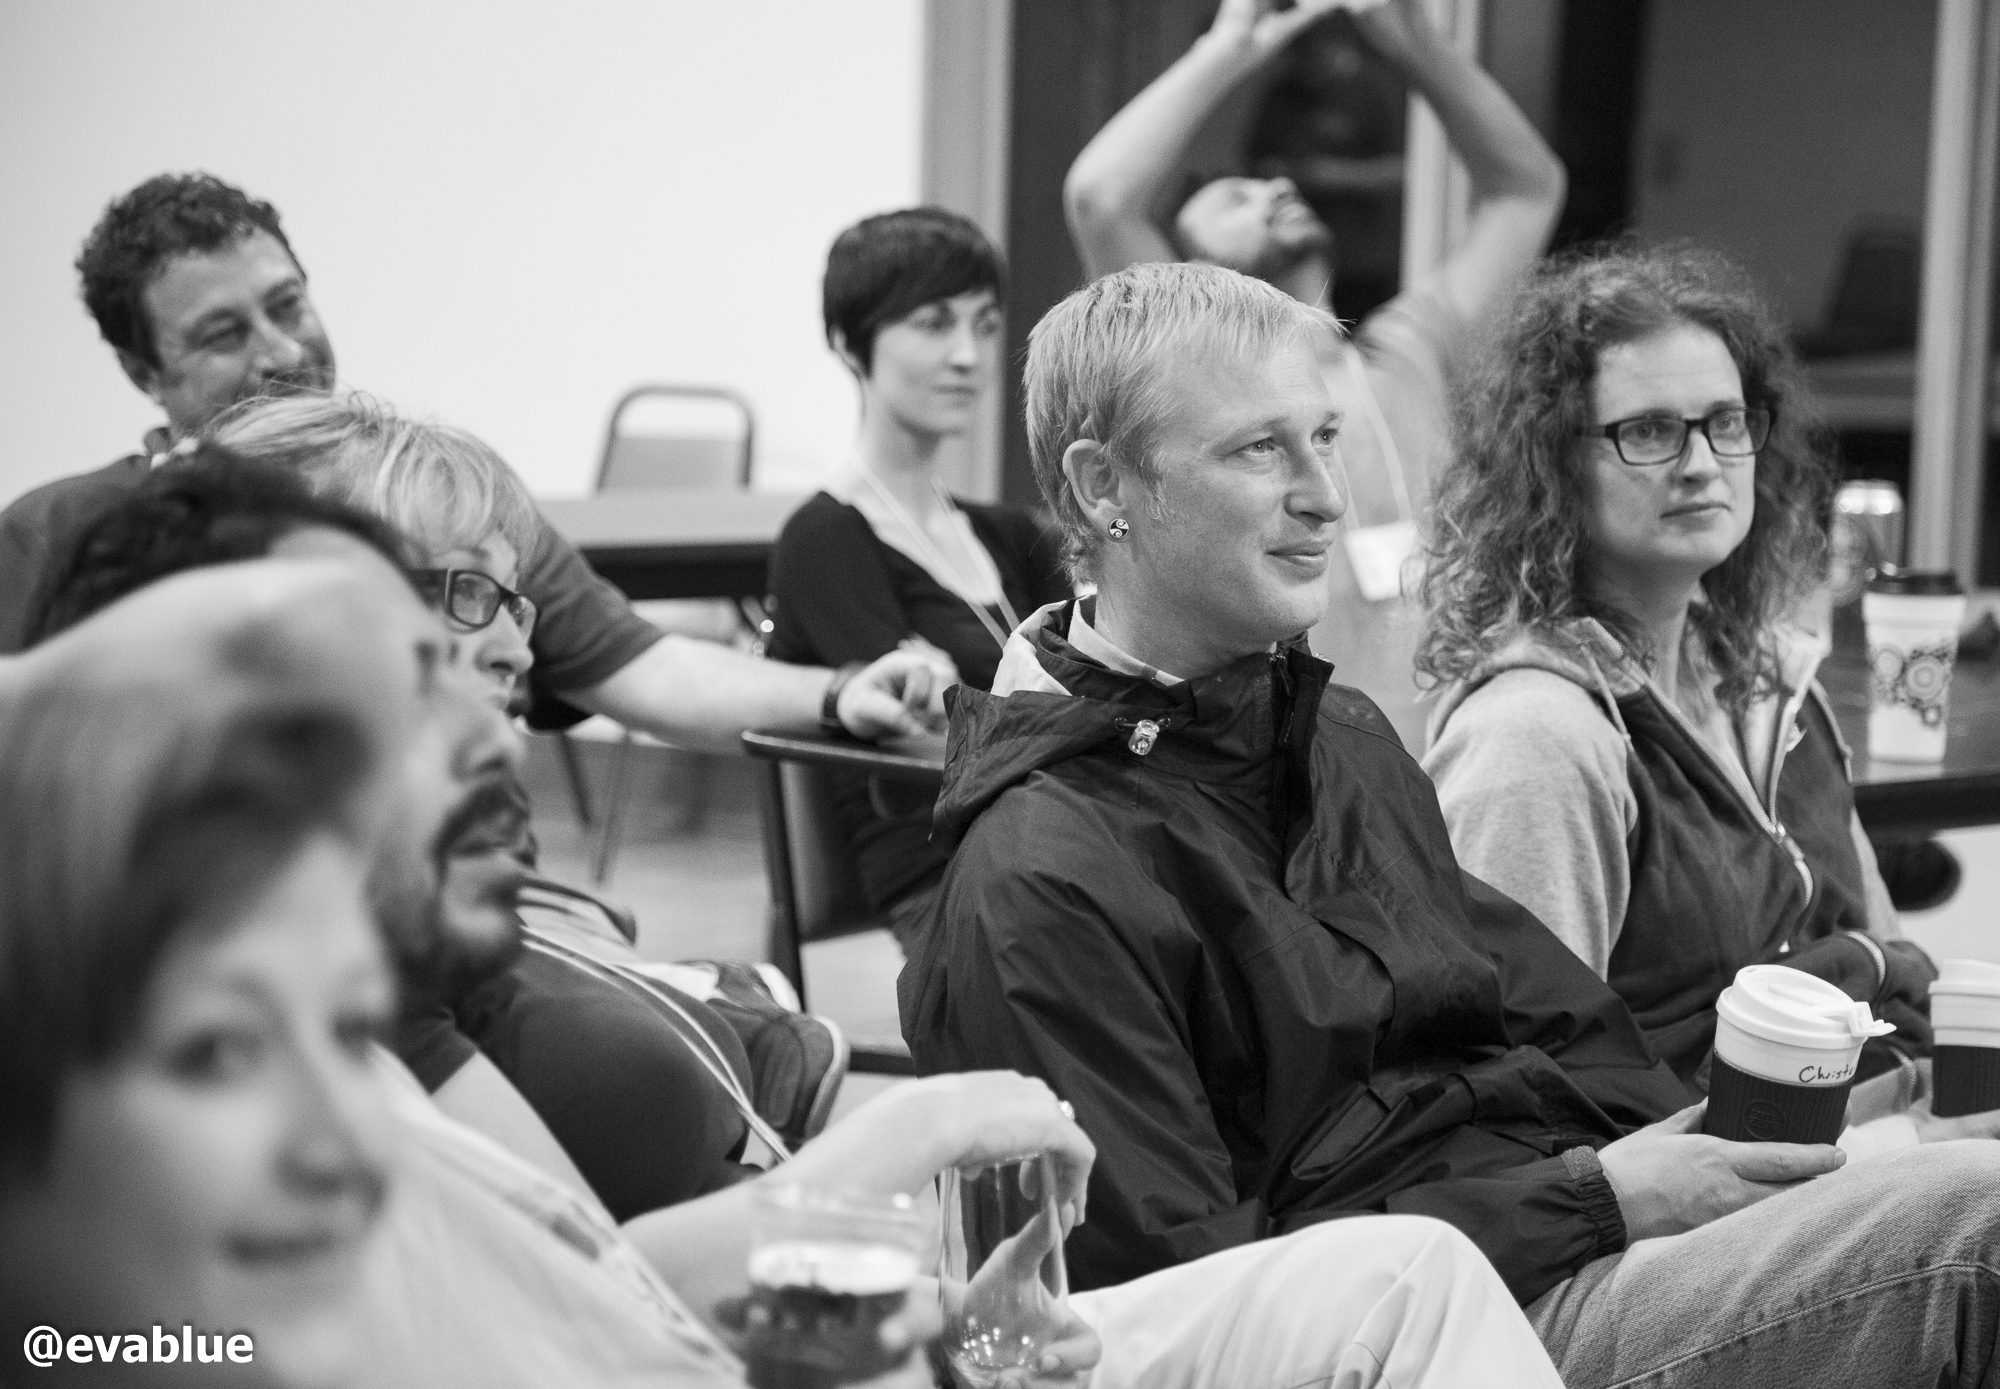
[1071,1215,1564,1389]
[1530,1141,2000,1388]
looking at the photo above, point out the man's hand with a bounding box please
[940,1208,1103,1387]
[1347,0,1438,62]
[1598,1102,1845,1242]
[1205,0,1380,59]
[839,650,949,740]
[790,1072,1095,1236]
[909,1073,1095,1233]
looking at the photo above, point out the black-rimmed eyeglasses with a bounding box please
[412,568,538,639]
[1586,406,1771,467]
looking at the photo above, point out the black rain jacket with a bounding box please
[901,602,1693,1303]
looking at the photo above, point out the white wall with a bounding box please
[1631,0,1935,331]
[0,0,923,506]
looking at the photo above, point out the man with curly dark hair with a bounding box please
[0,173,334,650]
[1419,244,1936,1087]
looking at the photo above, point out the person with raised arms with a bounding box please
[1063,0,1566,743]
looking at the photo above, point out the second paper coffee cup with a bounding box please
[1704,965,1894,1144]
[1930,959,2000,1117]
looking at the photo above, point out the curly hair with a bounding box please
[76,172,300,366]
[1416,243,1834,712]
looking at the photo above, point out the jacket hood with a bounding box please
[1424,616,1830,750]
[1425,620,1636,748]
[933,600,1329,851]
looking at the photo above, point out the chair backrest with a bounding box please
[778,761,878,944]
[751,751,923,1075]
[598,385,755,492]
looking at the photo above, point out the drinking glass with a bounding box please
[936,1153,1070,1386]
[742,1184,926,1389]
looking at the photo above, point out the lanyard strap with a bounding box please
[1339,346,1415,525]
[853,460,1019,652]
[523,929,794,1163]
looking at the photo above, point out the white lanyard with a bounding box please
[1339,345,1414,524]
[852,458,1019,653]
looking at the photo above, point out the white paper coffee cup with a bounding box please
[1928,958,2000,1045]
[1706,966,1894,1143]
[1929,959,2000,1116]
[1863,571,1967,762]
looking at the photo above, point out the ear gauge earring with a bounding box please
[1107,518,1130,541]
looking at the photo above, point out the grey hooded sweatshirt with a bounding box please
[1423,619,1909,1082]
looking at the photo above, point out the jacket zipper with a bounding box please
[1116,715,1172,755]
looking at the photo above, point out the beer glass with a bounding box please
[937,1153,1070,1386]
[743,1184,926,1389]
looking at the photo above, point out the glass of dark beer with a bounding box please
[741,1184,926,1389]
[937,1153,1070,1386]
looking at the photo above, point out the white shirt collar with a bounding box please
[1066,601,1184,687]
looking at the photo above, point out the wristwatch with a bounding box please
[819,661,866,735]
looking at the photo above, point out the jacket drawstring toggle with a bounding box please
[1127,719,1162,756]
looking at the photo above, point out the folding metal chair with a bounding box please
[564,385,760,880]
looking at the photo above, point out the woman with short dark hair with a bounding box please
[768,208,1069,945]
[1419,244,1931,1084]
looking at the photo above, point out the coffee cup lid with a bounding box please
[1931,957,2000,998]
[1867,567,1963,596]
[1716,965,1896,1049]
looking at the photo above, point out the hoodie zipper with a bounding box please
[1647,682,1817,917]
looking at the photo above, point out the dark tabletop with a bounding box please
[540,490,806,601]
[1822,625,2000,836]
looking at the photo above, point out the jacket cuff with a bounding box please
[1561,1145,1628,1257]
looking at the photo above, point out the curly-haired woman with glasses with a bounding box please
[1418,245,1933,1086]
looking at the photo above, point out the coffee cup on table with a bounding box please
[1928,959,2000,1117]
[1863,570,1967,763]
[1704,965,1895,1144]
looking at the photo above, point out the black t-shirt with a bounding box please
[392,1005,482,1092]
[455,948,754,1221]
[0,451,154,653]
[765,492,1069,909]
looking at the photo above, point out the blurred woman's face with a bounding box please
[0,834,397,1386]
[432,533,532,710]
[1580,323,1757,610]
[862,289,1000,439]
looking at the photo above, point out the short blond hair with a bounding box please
[1023,261,1332,578]
[207,392,540,565]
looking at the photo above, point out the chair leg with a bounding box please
[755,759,806,1008]
[556,734,595,827]
[592,732,636,884]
